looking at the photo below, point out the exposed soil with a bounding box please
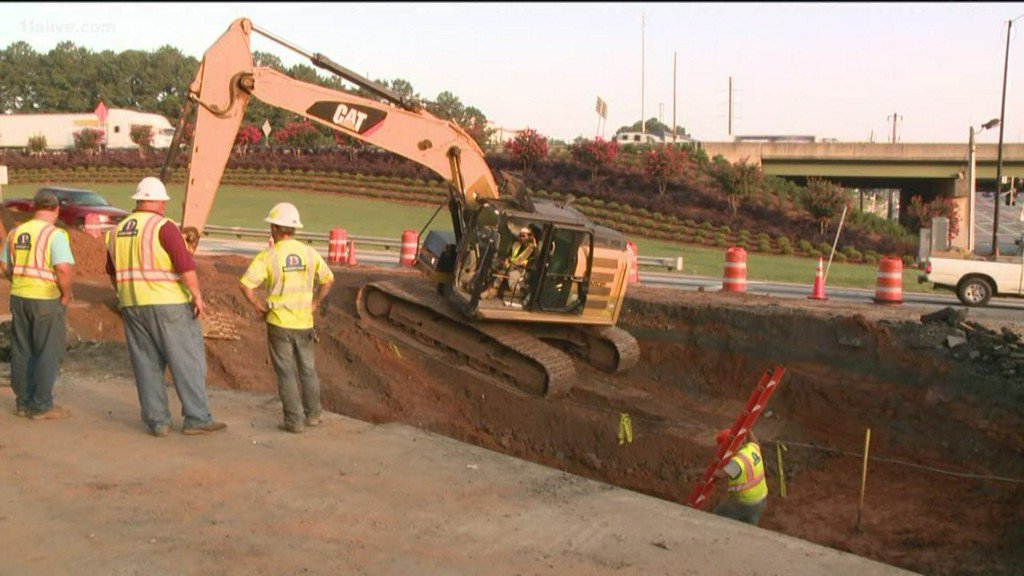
[11,225,1023,576]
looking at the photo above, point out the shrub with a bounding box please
[817,242,832,254]
[901,255,916,267]
[905,195,960,241]
[719,225,732,235]
[798,240,813,253]
[756,240,771,252]
[776,237,792,250]
[780,244,795,255]
[684,219,696,227]
[713,158,763,214]
[504,128,548,171]
[129,124,154,156]
[701,221,714,230]
[27,134,47,154]
[804,178,849,236]
[809,249,823,258]
[643,145,687,195]
[833,252,848,263]
[714,236,728,247]
[569,137,620,180]
[235,124,262,152]
[864,255,878,265]
[73,128,105,153]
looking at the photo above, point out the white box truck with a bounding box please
[0,109,175,151]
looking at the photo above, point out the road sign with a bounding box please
[94,101,108,123]
[595,97,608,119]
[262,120,272,139]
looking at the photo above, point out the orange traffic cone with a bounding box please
[346,240,358,266]
[808,257,828,301]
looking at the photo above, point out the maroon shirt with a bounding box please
[105,212,195,280]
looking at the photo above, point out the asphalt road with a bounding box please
[197,236,1024,324]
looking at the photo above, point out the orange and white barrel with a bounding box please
[626,241,640,284]
[328,228,347,264]
[873,257,903,304]
[722,247,747,293]
[399,230,418,267]
[84,213,102,238]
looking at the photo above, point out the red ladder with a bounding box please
[686,365,786,510]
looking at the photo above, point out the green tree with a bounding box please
[804,178,849,236]
[714,158,763,215]
[615,117,689,139]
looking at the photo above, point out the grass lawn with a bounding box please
[5,182,931,292]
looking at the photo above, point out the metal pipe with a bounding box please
[251,23,414,110]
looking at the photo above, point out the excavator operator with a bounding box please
[482,227,537,301]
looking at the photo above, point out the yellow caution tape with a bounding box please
[617,412,633,445]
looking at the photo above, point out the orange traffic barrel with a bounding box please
[328,227,348,263]
[84,213,102,238]
[873,257,903,304]
[722,247,747,293]
[626,241,640,284]
[399,230,418,267]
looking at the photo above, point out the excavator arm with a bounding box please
[176,18,498,246]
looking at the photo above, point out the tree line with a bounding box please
[0,41,495,147]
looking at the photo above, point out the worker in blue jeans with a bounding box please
[105,177,226,437]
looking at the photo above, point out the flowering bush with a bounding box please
[72,128,105,154]
[27,134,47,155]
[643,145,686,195]
[504,128,548,171]
[129,124,154,157]
[804,178,849,235]
[235,124,262,153]
[713,158,763,214]
[906,195,960,240]
[272,121,321,153]
[569,137,619,180]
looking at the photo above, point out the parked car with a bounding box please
[3,186,129,230]
[920,238,1024,306]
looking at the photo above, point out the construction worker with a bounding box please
[105,177,226,437]
[712,428,768,526]
[1,190,75,420]
[240,203,334,434]
[481,227,536,300]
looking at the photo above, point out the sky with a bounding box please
[4,2,1024,144]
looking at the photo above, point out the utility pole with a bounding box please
[641,13,646,135]
[993,18,1015,257]
[728,76,733,137]
[672,51,678,143]
[888,112,903,143]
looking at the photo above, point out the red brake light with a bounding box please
[924,261,932,274]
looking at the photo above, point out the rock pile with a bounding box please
[921,307,1024,378]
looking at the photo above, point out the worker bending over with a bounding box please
[106,177,226,437]
[481,227,536,300]
[1,190,75,420]
[240,203,334,434]
[712,428,768,526]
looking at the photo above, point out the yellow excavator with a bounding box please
[165,18,639,397]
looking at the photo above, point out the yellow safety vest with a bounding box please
[727,442,768,504]
[241,238,332,330]
[106,211,191,307]
[509,240,534,267]
[6,219,63,300]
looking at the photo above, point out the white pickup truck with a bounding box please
[921,242,1024,306]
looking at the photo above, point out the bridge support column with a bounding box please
[950,177,970,251]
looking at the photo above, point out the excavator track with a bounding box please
[581,325,640,374]
[356,280,576,397]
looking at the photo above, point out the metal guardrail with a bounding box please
[202,225,683,270]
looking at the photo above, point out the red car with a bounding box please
[3,186,129,230]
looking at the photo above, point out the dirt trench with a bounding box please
[46,242,1024,576]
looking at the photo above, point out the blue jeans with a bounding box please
[10,295,66,413]
[713,497,766,526]
[121,303,214,430]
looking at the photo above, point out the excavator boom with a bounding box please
[179,18,497,242]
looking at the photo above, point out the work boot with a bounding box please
[278,422,304,434]
[182,421,227,435]
[15,406,31,418]
[480,287,497,300]
[30,405,70,421]
[305,415,323,428]
[150,423,171,437]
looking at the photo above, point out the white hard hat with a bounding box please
[132,177,170,201]
[265,202,304,229]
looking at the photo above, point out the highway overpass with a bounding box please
[700,142,1024,250]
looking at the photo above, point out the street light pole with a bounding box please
[992,17,1019,257]
[969,125,977,253]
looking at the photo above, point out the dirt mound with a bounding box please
[16,249,1021,576]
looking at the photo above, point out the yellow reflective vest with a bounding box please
[107,211,191,307]
[509,240,535,268]
[6,219,64,300]
[727,442,768,504]
[240,238,334,330]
